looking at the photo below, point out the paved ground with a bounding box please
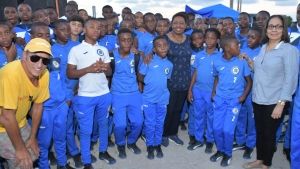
[57,127,290,169]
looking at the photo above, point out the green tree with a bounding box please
[283,15,293,27]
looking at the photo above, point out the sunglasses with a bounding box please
[29,55,51,65]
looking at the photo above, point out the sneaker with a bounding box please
[66,151,72,160]
[57,163,75,169]
[108,137,115,147]
[140,134,146,143]
[147,146,155,160]
[220,154,232,167]
[49,151,57,166]
[205,142,214,154]
[210,151,224,162]
[91,154,97,163]
[127,143,141,154]
[169,135,184,145]
[184,117,188,123]
[90,141,97,150]
[283,148,291,162]
[72,153,83,168]
[232,143,245,151]
[162,137,169,147]
[188,135,195,145]
[154,145,163,158]
[117,145,126,159]
[278,131,285,143]
[99,151,116,164]
[180,121,187,131]
[243,146,254,159]
[187,141,204,150]
[83,164,94,169]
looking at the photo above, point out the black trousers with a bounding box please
[163,89,187,137]
[253,102,289,166]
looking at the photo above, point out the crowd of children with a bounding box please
[0,1,299,169]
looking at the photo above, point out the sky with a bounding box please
[71,0,299,21]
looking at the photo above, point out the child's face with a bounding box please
[144,15,156,33]
[247,30,260,49]
[55,22,71,43]
[102,8,113,19]
[205,32,218,49]
[107,19,115,34]
[153,38,169,58]
[99,21,108,37]
[223,19,235,35]
[135,12,143,28]
[156,20,169,36]
[31,26,50,43]
[18,4,32,22]
[46,8,58,24]
[5,21,16,39]
[4,7,18,25]
[117,32,133,53]
[120,21,134,32]
[79,10,88,21]
[33,9,49,25]
[70,21,83,36]
[124,14,135,25]
[226,39,240,56]
[238,14,249,28]
[83,20,100,41]
[0,25,12,48]
[256,12,269,29]
[192,32,204,49]
[65,5,77,20]
[199,24,207,34]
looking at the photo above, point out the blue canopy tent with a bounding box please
[185,4,240,22]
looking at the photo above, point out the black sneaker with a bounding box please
[57,163,75,169]
[90,141,97,150]
[184,117,188,123]
[66,151,72,160]
[278,131,285,143]
[117,145,126,159]
[210,151,224,162]
[49,151,57,166]
[154,145,163,158]
[232,143,245,151]
[180,121,187,131]
[83,164,94,169]
[169,135,184,145]
[147,146,155,160]
[205,142,214,154]
[108,137,115,147]
[283,148,291,162]
[127,143,141,154]
[140,134,146,143]
[91,154,97,163]
[243,146,254,159]
[187,141,204,150]
[72,153,83,168]
[220,154,232,167]
[188,135,195,145]
[99,151,116,164]
[161,137,169,147]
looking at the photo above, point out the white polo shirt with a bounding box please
[68,41,110,97]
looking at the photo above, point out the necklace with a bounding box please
[172,32,184,43]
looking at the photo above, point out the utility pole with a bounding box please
[237,0,240,11]
[240,0,242,11]
[230,0,234,8]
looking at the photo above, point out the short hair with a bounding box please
[187,12,195,17]
[120,19,134,27]
[84,18,99,27]
[97,17,107,22]
[4,5,17,9]
[0,21,9,27]
[155,13,163,17]
[54,19,69,29]
[257,10,270,18]
[172,12,188,24]
[33,7,44,15]
[45,6,56,11]
[102,5,112,12]
[239,12,250,20]
[78,9,87,13]
[223,17,234,23]
[191,29,204,38]
[30,22,48,34]
[18,3,31,11]
[205,28,221,39]
[157,18,170,25]
[220,35,237,49]
[117,28,133,37]
[69,15,84,25]
[250,26,262,38]
[143,12,155,21]
[65,4,77,11]
[261,15,290,44]
[153,35,167,47]
[122,7,132,12]
[124,13,135,18]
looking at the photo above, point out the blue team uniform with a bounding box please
[139,55,173,146]
[212,56,251,156]
[235,28,248,49]
[14,24,32,44]
[138,31,157,56]
[111,50,144,146]
[98,35,117,51]
[235,46,261,150]
[134,29,144,39]
[192,49,221,144]
[291,80,300,168]
[0,43,23,68]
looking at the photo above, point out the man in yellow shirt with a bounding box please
[0,38,51,169]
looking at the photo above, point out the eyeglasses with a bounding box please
[267,24,284,30]
[29,55,50,65]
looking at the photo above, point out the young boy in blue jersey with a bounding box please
[67,18,116,169]
[14,3,32,44]
[235,12,250,49]
[120,20,138,49]
[110,28,144,159]
[97,18,117,52]
[138,35,173,159]
[210,35,252,167]
[52,19,84,167]
[187,28,220,154]
[0,22,18,68]
[223,17,236,36]
[29,22,74,169]
[156,18,170,37]
[234,27,262,159]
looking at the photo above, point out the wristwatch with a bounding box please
[278,100,286,106]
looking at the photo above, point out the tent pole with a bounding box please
[55,0,60,18]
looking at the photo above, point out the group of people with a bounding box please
[0,0,299,169]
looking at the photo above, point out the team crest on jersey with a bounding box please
[16,55,22,60]
[190,55,195,65]
[232,108,239,114]
[231,66,239,75]
[52,60,60,68]
[97,49,104,56]
[165,68,170,75]
[130,59,135,67]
